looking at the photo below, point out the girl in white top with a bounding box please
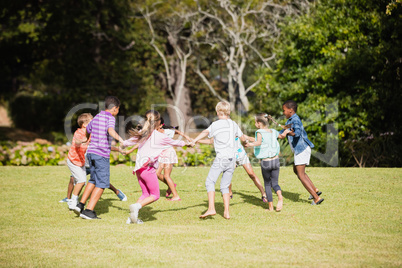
[245,113,290,211]
[156,118,192,201]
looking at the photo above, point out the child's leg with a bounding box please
[293,164,320,202]
[73,182,85,196]
[220,159,235,219]
[200,191,216,218]
[156,165,166,183]
[164,164,180,200]
[108,183,118,194]
[260,161,274,203]
[86,187,105,210]
[242,163,266,197]
[67,176,74,199]
[270,159,283,211]
[79,182,95,204]
[200,159,223,218]
[136,167,160,206]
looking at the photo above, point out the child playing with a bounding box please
[245,113,290,211]
[156,118,192,201]
[280,100,324,205]
[63,113,127,209]
[197,135,268,203]
[73,96,126,219]
[122,110,188,224]
[192,101,245,219]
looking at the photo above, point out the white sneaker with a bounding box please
[126,217,143,224]
[129,204,140,223]
[68,199,77,210]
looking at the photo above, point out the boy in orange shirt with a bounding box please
[63,113,127,210]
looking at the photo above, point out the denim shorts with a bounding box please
[87,153,110,189]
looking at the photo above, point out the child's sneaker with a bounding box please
[68,199,78,210]
[117,189,127,201]
[80,209,101,220]
[73,202,84,216]
[129,203,140,223]
[308,191,322,200]
[59,197,69,203]
[126,217,144,224]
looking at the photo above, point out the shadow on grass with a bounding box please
[235,190,310,206]
[93,198,127,216]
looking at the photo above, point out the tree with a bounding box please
[193,0,309,111]
[135,1,198,130]
[254,0,402,166]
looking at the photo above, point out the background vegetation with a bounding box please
[0,0,401,167]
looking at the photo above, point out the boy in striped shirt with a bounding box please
[74,96,125,220]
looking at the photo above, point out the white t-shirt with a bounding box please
[164,129,175,139]
[207,119,243,159]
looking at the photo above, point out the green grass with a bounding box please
[0,166,401,267]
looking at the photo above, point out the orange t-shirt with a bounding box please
[68,128,90,166]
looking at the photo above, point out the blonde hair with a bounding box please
[255,113,269,126]
[77,113,93,127]
[215,101,231,116]
[129,110,161,144]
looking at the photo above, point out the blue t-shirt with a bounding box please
[254,129,280,159]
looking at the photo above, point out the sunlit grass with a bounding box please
[0,166,401,267]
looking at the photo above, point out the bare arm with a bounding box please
[197,138,213,145]
[278,129,291,139]
[191,129,210,146]
[175,130,192,142]
[123,144,139,155]
[111,146,126,154]
[74,131,90,145]
[108,127,124,143]
[245,133,262,147]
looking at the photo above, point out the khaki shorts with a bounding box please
[67,158,87,184]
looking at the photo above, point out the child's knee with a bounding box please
[151,193,160,201]
[273,185,281,192]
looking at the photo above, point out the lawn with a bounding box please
[0,166,401,267]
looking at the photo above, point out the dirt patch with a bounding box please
[0,106,11,127]
[0,127,40,142]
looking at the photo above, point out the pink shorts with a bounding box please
[158,147,178,164]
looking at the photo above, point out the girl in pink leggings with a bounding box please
[122,110,187,224]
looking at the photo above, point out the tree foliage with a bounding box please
[253,0,402,166]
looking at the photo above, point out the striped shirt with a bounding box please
[86,111,116,158]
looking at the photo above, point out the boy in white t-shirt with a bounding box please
[192,101,246,219]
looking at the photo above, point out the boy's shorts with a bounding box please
[67,159,87,184]
[294,146,311,166]
[87,153,110,189]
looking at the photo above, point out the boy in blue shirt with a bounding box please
[280,100,324,205]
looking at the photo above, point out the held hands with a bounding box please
[186,139,195,147]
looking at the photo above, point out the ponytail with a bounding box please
[129,110,161,144]
[255,113,269,126]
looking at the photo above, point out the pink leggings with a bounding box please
[134,166,160,201]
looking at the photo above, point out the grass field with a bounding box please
[0,166,401,267]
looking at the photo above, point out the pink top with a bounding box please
[123,130,185,171]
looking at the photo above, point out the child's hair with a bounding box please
[215,101,231,116]
[129,110,161,144]
[283,100,298,112]
[160,117,178,130]
[255,113,269,126]
[77,113,93,127]
[105,96,120,110]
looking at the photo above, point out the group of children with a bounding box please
[61,96,324,222]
